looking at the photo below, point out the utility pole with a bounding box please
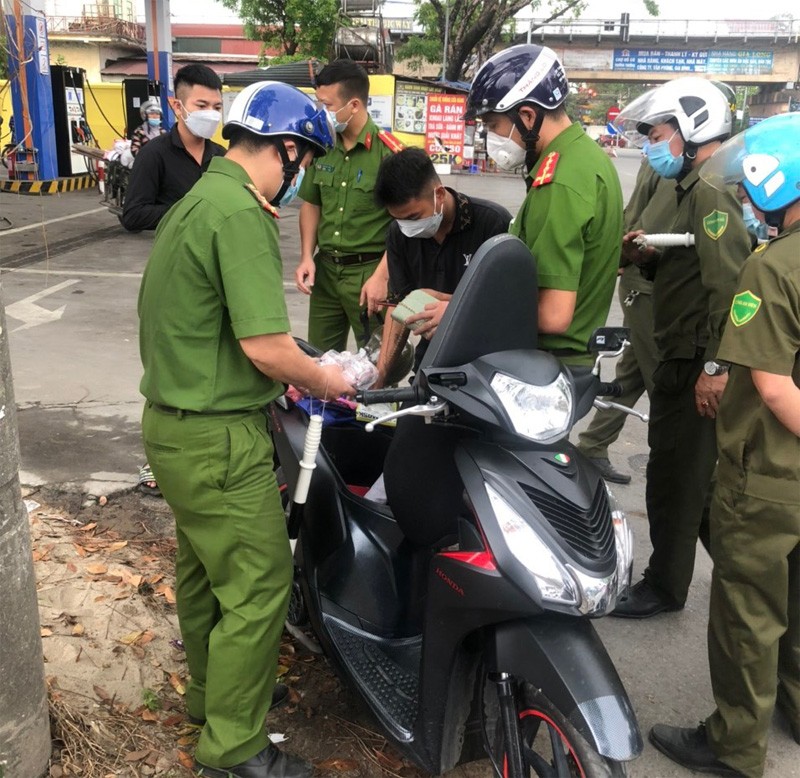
[442,1,450,81]
[0,290,51,778]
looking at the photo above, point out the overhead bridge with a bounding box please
[512,17,800,86]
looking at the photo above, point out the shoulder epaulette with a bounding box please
[244,183,280,219]
[377,129,405,154]
[531,151,560,188]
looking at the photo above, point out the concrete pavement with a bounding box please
[0,149,796,776]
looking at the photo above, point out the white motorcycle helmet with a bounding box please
[615,77,732,147]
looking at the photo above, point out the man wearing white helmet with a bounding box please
[465,44,623,369]
[611,77,752,619]
[139,81,354,778]
[651,110,800,778]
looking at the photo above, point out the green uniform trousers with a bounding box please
[705,484,800,777]
[308,254,381,353]
[141,403,292,768]
[644,356,715,605]
[577,274,658,459]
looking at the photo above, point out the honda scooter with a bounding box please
[269,235,643,777]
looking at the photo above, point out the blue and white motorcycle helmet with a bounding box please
[222,80,334,157]
[701,112,800,214]
[464,44,569,120]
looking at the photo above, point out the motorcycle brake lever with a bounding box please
[593,398,649,423]
[364,399,447,432]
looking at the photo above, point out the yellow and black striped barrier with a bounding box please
[0,175,95,195]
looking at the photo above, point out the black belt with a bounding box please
[150,403,254,417]
[318,251,382,266]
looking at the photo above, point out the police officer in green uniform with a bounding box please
[611,77,752,619]
[465,44,623,369]
[295,60,403,353]
[138,82,354,778]
[650,111,800,778]
[577,162,669,483]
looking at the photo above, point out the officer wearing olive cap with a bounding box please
[650,111,800,778]
[465,44,623,369]
[139,81,354,778]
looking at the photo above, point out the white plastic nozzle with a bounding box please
[293,413,323,505]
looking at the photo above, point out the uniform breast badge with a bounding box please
[531,151,560,188]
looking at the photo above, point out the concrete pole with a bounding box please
[0,288,50,778]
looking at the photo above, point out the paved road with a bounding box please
[1,149,796,777]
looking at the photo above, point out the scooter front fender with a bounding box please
[488,617,643,762]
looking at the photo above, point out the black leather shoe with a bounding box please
[611,578,684,619]
[195,743,313,778]
[188,683,290,726]
[587,457,631,485]
[649,724,746,776]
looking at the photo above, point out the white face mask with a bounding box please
[397,189,444,239]
[181,104,222,140]
[486,128,527,171]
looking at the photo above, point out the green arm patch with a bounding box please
[729,289,762,327]
[702,209,729,240]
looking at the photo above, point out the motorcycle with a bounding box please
[269,234,643,777]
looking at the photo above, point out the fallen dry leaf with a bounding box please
[124,749,150,762]
[316,758,360,772]
[141,709,159,722]
[78,522,98,532]
[120,631,145,645]
[93,685,112,702]
[71,624,84,637]
[147,573,165,585]
[169,672,186,696]
[72,543,87,557]
[86,563,108,575]
[177,751,194,769]
[162,714,183,727]
[373,748,404,772]
[66,562,77,573]
[41,627,53,637]
[108,540,128,552]
[156,584,177,604]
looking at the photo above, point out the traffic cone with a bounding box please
[97,160,105,194]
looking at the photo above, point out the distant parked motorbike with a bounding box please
[269,234,643,777]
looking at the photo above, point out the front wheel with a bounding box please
[484,679,627,778]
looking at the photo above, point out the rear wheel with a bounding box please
[484,680,627,778]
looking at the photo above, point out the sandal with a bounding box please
[137,463,162,497]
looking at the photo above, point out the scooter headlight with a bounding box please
[490,371,573,443]
[485,483,578,607]
[606,483,634,598]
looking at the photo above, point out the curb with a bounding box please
[0,175,95,195]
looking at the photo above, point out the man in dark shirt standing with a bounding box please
[371,147,511,386]
[372,148,511,548]
[122,64,226,232]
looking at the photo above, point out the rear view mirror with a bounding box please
[588,327,630,354]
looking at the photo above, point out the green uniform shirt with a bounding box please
[509,122,623,358]
[298,117,395,255]
[651,163,751,362]
[620,162,677,295]
[139,157,290,411]
[715,221,800,504]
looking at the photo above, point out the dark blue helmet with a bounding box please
[465,44,569,121]
[223,81,334,157]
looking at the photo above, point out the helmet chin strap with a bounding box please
[269,140,304,206]
[512,107,546,174]
[765,208,786,230]
[678,138,697,181]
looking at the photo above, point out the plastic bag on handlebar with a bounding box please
[319,349,378,390]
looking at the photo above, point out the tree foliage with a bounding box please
[398,0,659,82]
[218,0,341,59]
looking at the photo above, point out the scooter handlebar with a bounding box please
[356,386,420,405]
[597,382,624,398]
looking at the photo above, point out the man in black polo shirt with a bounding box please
[122,64,226,232]
[373,148,510,548]
[372,147,511,386]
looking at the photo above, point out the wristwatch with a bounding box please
[703,360,730,376]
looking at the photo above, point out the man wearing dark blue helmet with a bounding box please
[139,81,354,778]
[465,44,623,369]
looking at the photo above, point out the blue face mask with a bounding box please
[147,117,161,127]
[742,202,769,242]
[645,130,684,179]
[277,167,305,208]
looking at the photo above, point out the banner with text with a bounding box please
[425,93,467,169]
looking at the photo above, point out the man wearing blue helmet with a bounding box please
[465,44,623,369]
[650,112,800,778]
[139,81,354,778]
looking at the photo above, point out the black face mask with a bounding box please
[269,140,310,207]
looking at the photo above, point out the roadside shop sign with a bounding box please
[425,93,467,169]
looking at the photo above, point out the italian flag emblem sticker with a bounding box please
[730,290,762,327]
[554,453,570,465]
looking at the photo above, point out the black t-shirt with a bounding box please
[121,124,226,232]
[386,188,511,369]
